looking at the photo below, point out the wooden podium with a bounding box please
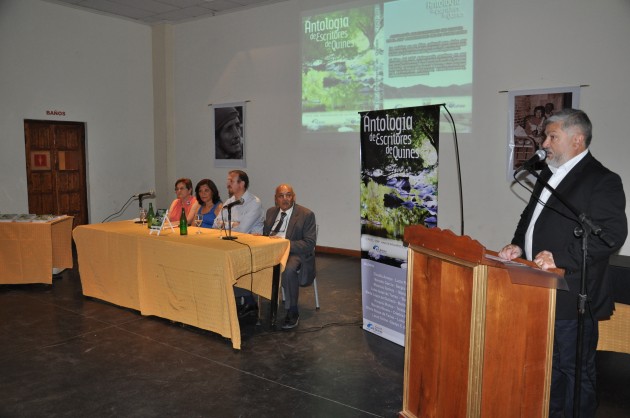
[401,225,566,418]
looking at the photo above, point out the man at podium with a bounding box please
[499,109,627,418]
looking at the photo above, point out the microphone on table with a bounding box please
[224,198,244,210]
[135,190,155,199]
[222,198,244,241]
[135,190,155,209]
[519,149,547,171]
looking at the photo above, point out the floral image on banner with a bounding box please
[360,105,440,246]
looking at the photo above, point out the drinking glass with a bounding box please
[139,208,147,225]
[194,214,203,233]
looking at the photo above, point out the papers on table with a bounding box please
[0,213,66,223]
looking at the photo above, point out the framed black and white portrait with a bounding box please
[212,102,246,167]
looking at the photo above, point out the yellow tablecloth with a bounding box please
[0,216,73,284]
[73,221,290,349]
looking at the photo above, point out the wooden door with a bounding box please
[24,120,88,228]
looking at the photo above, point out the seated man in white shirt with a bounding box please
[212,170,264,234]
[213,170,265,319]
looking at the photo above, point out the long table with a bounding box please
[0,216,74,284]
[73,221,290,349]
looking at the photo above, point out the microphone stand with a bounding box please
[522,166,615,418]
[137,191,155,209]
[222,207,238,240]
[134,196,146,224]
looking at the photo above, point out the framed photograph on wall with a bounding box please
[211,102,246,168]
[507,86,580,180]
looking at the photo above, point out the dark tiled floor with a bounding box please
[1,253,629,417]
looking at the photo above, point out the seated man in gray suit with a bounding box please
[264,184,316,330]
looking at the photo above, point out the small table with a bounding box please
[73,221,290,349]
[0,216,74,285]
[597,257,630,354]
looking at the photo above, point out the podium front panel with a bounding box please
[403,251,478,418]
[402,243,555,418]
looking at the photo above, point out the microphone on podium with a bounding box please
[519,149,547,171]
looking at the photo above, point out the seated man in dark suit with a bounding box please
[264,184,316,330]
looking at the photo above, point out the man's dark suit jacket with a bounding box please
[263,204,316,286]
[511,152,627,320]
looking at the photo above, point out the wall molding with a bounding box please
[316,245,360,258]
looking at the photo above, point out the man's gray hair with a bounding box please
[544,108,592,147]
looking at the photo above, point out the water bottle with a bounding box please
[179,208,188,235]
[147,203,155,229]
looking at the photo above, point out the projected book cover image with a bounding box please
[360,106,440,244]
[301,0,473,134]
[302,4,381,133]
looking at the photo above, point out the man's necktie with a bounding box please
[269,212,286,236]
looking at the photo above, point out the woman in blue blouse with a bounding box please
[194,179,223,228]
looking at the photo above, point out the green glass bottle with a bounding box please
[146,203,154,229]
[179,207,188,235]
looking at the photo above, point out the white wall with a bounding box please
[0,0,155,223]
[171,0,630,254]
[171,0,361,248]
[2,0,629,255]
[469,0,630,255]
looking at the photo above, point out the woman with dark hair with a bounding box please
[168,177,199,225]
[195,179,223,228]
